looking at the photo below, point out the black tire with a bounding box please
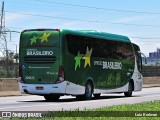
[94,94,101,99]
[44,95,60,102]
[124,81,133,97]
[84,81,93,100]
[76,95,84,100]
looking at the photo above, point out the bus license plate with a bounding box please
[36,86,44,90]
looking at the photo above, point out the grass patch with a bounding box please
[8,100,160,120]
[96,100,160,111]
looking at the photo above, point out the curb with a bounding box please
[0,91,27,97]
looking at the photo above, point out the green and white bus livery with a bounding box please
[19,29,143,101]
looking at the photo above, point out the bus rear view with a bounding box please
[19,29,64,101]
[19,29,143,101]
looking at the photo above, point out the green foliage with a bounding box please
[0,68,6,77]
[96,100,160,111]
[14,53,19,59]
[0,67,17,78]
[0,52,18,78]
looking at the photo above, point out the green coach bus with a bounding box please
[19,29,143,101]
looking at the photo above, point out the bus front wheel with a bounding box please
[44,95,60,102]
[124,81,133,97]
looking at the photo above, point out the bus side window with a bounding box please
[66,34,93,56]
[66,35,77,55]
[116,41,134,61]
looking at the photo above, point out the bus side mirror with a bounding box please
[138,51,147,64]
[143,57,147,64]
[144,58,147,64]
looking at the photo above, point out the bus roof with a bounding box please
[21,28,131,43]
[61,29,131,43]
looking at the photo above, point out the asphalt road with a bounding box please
[0,87,160,111]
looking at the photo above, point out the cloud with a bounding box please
[62,22,77,27]
[5,13,28,25]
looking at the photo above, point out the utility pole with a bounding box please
[0,1,4,28]
[0,1,9,77]
[13,44,18,78]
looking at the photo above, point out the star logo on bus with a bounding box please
[74,52,83,71]
[82,47,92,68]
[40,33,51,43]
[30,35,39,45]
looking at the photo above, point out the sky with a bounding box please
[1,0,160,57]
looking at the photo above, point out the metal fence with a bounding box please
[142,66,160,77]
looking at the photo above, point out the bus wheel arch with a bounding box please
[124,79,134,97]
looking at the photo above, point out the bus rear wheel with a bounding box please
[76,81,93,100]
[94,94,101,99]
[84,81,93,100]
[124,81,133,97]
[76,95,84,100]
[44,95,60,102]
